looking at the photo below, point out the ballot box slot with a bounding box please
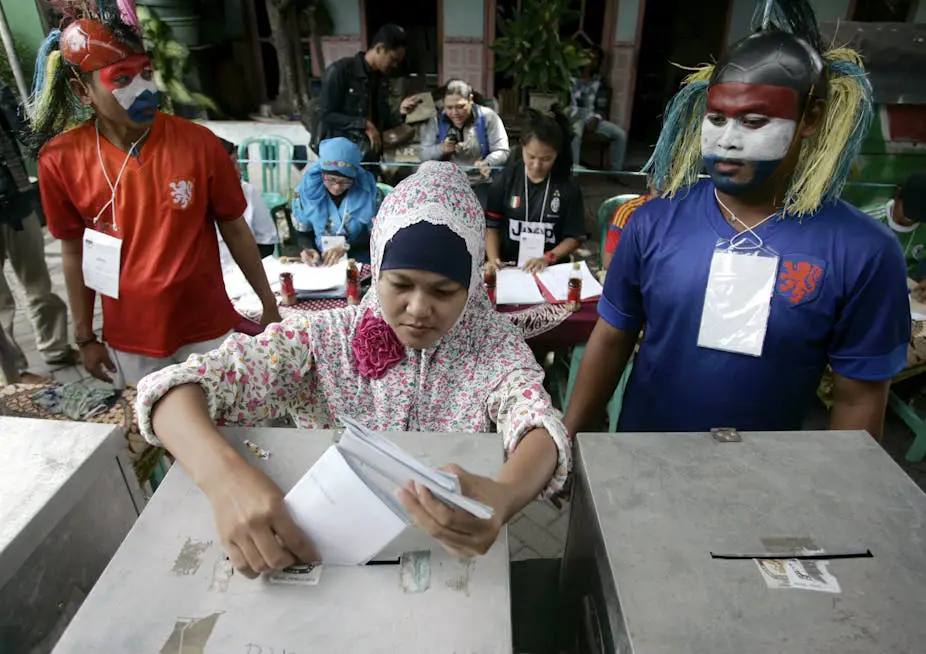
[710,549,873,561]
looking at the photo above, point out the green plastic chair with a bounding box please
[237,136,295,211]
[552,194,642,431]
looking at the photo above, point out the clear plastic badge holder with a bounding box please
[696,230,779,358]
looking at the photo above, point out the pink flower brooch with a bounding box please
[352,310,405,379]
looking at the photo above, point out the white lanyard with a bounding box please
[524,169,552,224]
[714,189,778,250]
[327,196,350,235]
[94,120,149,233]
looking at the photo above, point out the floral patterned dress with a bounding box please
[137,161,571,497]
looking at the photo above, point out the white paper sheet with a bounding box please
[496,268,545,305]
[534,261,603,302]
[263,257,348,292]
[337,417,493,520]
[283,446,409,566]
[222,262,253,300]
[283,418,494,566]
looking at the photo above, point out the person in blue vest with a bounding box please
[419,79,509,207]
[291,138,382,266]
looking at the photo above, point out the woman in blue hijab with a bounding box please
[292,137,381,265]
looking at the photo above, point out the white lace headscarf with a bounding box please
[360,161,491,339]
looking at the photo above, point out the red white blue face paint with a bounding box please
[701,82,800,194]
[99,54,160,123]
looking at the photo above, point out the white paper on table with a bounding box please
[907,278,926,321]
[263,257,348,292]
[283,446,410,566]
[534,261,603,302]
[496,268,545,305]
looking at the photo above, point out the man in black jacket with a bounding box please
[315,23,420,157]
[0,79,74,383]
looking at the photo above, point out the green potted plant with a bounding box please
[135,5,219,116]
[492,0,589,110]
[135,0,201,47]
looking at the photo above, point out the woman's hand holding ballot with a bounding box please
[202,458,321,578]
[396,464,509,557]
[397,427,558,557]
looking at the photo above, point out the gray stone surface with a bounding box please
[0,418,137,654]
[53,429,512,654]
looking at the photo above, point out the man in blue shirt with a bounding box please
[565,15,911,439]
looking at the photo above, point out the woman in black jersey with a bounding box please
[485,109,586,273]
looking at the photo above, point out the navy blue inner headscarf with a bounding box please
[380,222,472,290]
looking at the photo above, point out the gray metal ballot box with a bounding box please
[559,430,926,653]
[52,428,512,654]
[0,417,139,654]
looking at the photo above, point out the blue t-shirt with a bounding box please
[600,180,911,433]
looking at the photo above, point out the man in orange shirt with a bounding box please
[29,13,280,385]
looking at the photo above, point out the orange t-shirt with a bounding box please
[39,112,245,357]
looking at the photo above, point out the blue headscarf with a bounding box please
[291,137,378,244]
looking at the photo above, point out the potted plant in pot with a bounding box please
[135,5,219,117]
[492,0,589,111]
[135,0,201,47]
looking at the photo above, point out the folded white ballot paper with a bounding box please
[283,417,494,566]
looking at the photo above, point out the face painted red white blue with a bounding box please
[98,54,160,123]
[701,82,800,194]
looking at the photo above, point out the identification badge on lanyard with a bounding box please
[696,250,778,357]
[321,235,347,252]
[518,170,551,268]
[518,231,546,268]
[82,229,123,299]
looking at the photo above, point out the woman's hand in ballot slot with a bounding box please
[395,464,511,557]
[203,459,321,578]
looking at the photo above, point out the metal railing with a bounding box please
[236,157,897,189]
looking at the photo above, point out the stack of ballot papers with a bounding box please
[263,257,348,297]
[283,417,494,566]
[495,261,603,306]
[223,256,349,302]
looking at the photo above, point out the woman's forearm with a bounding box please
[496,429,558,521]
[151,383,247,492]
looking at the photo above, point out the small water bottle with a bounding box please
[566,261,582,312]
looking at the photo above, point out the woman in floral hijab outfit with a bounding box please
[137,161,570,577]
